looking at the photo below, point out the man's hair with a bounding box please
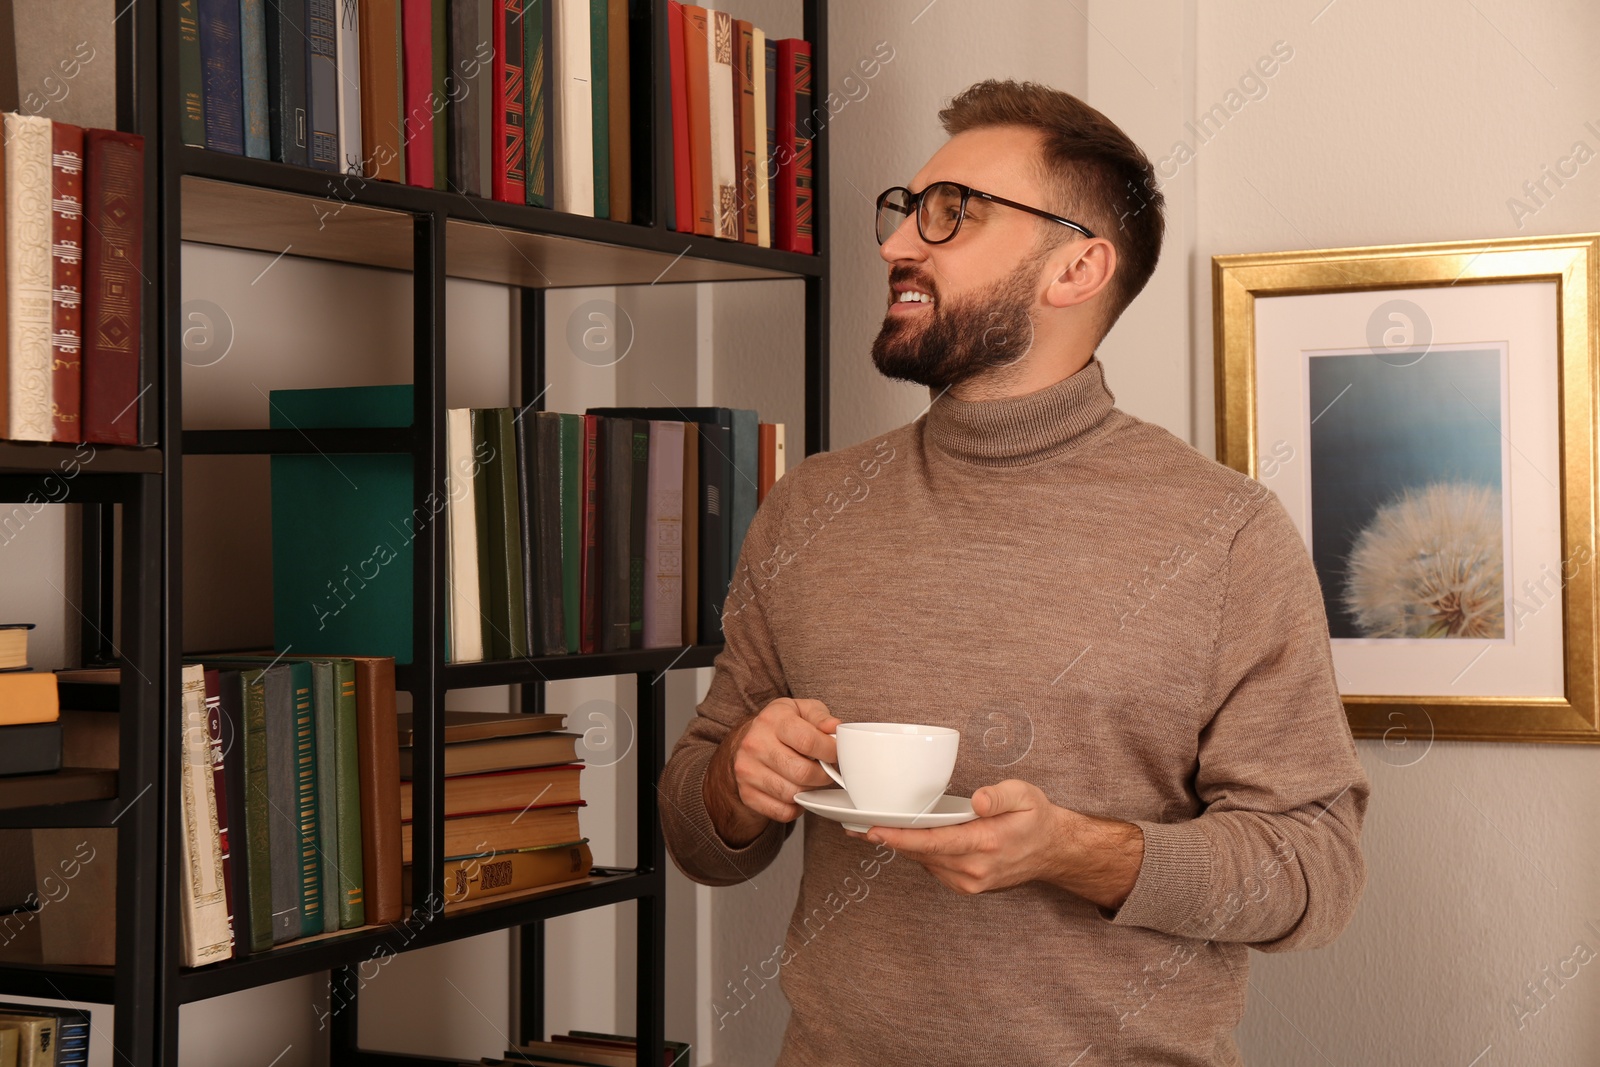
[938,79,1165,335]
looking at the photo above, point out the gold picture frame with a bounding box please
[1213,233,1600,744]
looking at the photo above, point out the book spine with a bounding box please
[495,409,529,657]
[667,1,691,231]
[291,670,323,934]
[6,115,53,442]
[643,421,685,648]
[763,39,776,246]
[681,422,699,644]
[337,0,364,173]
[753,27,769,247]
[773,421,785,480]
[401,0,436,186]
[532,412,567,653]
[80,130,146,445]
[492,0,525,202]
[333,662,366,927]
[199,0,246,154]
[698,423,729,643]
[404,840,593,905]
[736,20,757,244]
[431,0,448,188]
[627,419,648,648]
[264,667,302,943]
[179,665,233,965]
[606,0,629,223]
[242,671,274,952]
[774,39,797,253]
[449,0,480,194]
[791,41,813,254]
[522,0,548,206]
[446,408,486,661]
[240,0,271,158]
[682,5,711,235]
[265,0,311,166]
[559,413,583,651]
[471,408,500,658]
[49,122,83,444]
[179,0,206,146]
[217,671,256,954]
[358,0,405,181]
[579,413,601,653]
[758,421,774,504]
[706,9,737,239]
[308,0,341,170]
[311,661,340,933]
[588,0,609,218]
[729,409,757,571]
[354,657,401,924]
[203,669,236,948]
[552,0,593,214]
[600,417,632,652]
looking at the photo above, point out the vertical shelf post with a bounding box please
[634,671,667,1065]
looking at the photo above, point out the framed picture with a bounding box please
[1213,234,1600,744]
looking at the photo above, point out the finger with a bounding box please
[972,780,1037,818]
[735,764,812,820]
[860,824,963,857]
[791,697,842,732]
[773,712,839,764]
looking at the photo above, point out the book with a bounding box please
[753,26,770,247]
[336,0,363,173]
[0,829,115,967]
[489,0,528,202]
[287,663,323,936]
[0,1004,90,1067]
[447,407,486,662]
[578,413,601,652]
[48,121,83,443]
[264,0,311,166]
[261,663,302,943]
[776,38,814,254]
[558,412,583,652]
[551,0,593,215]
[396,710,566,745]
[681,423,699,644]
[198,0,245,154]
[449,0,482,194]
[80,129,146,445]
[216,668,265,953]
[706,9,738,239]
[398,731,580,778]
[588,0,609,218]
[698,422,730,642]
[520,410,566,654]
[329,659,366,928]
[487,408,528,658]
[0,1011,52,1067]
[627,419,649,647]
[605,0,630,222]
[307,0,341,171]
[523,0,551,207]
[6,114,53,442]
[240,0,270,158]
[401,0,436,187]
[735,19,758,244]
[599,417,633,652]
[2,623,34,672]
[667,1,691,232]
[358,0,405,181]
[200,669,236,950]
[0,722,61,777]
[179,0,205,147]
[0,769,116,811]
[0,670,55,723]
[177,664,232,965]
[401,839,592,905]
[310,661,340,933]
[681,5,712,235]
[398,763,582,817]
[430,0,449,188]
[643,421,684,648]
[399,801,584,862]
[0,1026,14,1066]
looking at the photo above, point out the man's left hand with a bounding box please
[844,780,1145,910]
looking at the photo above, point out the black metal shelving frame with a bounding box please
[1,1,829,1064]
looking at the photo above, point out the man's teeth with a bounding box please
[896,291,933,304]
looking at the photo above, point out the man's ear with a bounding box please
[1043,237,1117,311]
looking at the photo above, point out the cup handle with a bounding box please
[816,759,847,790]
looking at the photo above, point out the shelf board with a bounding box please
[0,440,162,476]
[179,157,820,286]
[0,769,121,828]
[176,869,660,1004]
[0,961,116,1004]
[401,643,723,690]
[182,427,416,456]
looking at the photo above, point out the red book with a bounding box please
[202,669,236,943]
[400,0,435,188]
[81,129,146,445]
[579,414,601,654]
[492,0,525,202]
[682,5,713,236]
[775,38,813,254]
[50,122,84,443]
[668,1,692,231]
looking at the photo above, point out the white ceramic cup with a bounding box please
[817,722,959,814]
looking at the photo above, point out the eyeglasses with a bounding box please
[875,181,1096,245]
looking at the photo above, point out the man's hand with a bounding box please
[703,698,842,847]
[845,780,1145,909]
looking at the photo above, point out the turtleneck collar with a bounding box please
[922,356,1118,469]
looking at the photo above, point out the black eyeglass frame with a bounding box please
[875,181,1097,245]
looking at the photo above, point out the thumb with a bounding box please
[972,780,1036,818]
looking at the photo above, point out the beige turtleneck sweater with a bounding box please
[659,356,1370,1067]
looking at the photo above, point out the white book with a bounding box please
[178,664,234,966]
[337,0,364,174]
[706,9,738,239]
[644,420,685,648]
[6,114,55,441]
[552,0,594,215]
[752,26,770,247]
[446,408,486,662]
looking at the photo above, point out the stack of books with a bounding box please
[0,117,147,446]
[667,3,812,251]
[0,1002,91,1067]
[398,711,592,906]
[0,629,62,778]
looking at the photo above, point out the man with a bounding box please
[659,79,1368,1066]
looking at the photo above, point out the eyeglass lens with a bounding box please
[876,182,965,244]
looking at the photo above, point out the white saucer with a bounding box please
[794,789,978,833]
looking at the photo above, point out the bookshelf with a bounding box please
[0,1,830,1064]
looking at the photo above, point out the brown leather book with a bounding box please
[399,801,584,863]
[49,122,84,443]
[606,0,630,223]
[400,839,592,906]
[358,0,405,183]
[346,655,401,924]
[681,5,713,235]
[81,129,146,445]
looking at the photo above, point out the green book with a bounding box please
[269,384,414,664]
[589,0,609,218]
[310,660,339,933]
[558,413,583,652]
[289,661,322,935]
[331,659,366,928]
[240,668,273,952]
[432,0,448,189]
[178,0,204,146]
[470,408,501,658]
[524,0,548,207]
[494,409,529,658]
[260,663,302,943]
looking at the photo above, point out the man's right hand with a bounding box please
[703,697,841,847]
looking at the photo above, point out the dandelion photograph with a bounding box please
[1305,345,1509,641]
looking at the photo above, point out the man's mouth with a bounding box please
[889,286,936,312]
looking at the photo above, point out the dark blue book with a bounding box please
[265,0,310,166]
[198,0,244,153]
[240,0,270,158]
[307,0,340,170]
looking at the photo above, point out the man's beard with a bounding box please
[870,251,1044,392]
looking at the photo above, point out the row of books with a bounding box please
[0,1002,91,1067]
[0,116,146,446]
[668,3,813,252]
[267,385,786,665]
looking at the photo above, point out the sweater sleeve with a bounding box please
[658,464,800,887]
[1105,488,1370,951]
